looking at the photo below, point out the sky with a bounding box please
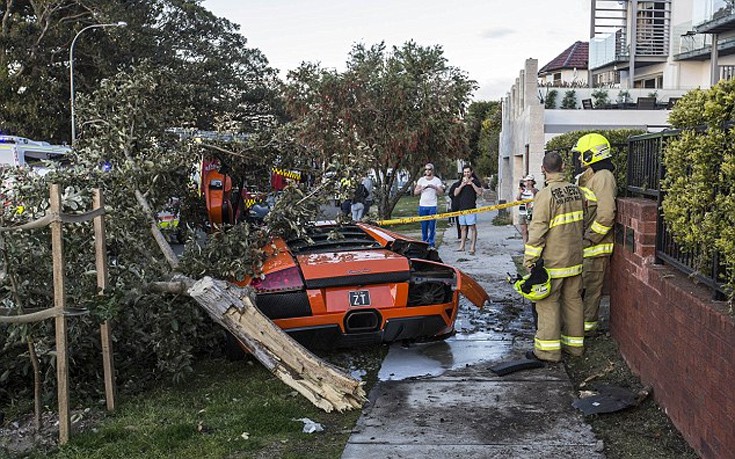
[202,0,591,101]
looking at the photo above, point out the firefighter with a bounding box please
[524,151,585,362]
[572,133,617,335]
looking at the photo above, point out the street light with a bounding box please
[69,21,127,145]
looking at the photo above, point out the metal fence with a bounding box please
[626,131,728,300]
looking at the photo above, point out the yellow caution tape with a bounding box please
[377,199,534,226]
[271,167,301,181]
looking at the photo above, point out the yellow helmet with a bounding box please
[573,133,611,167]
[512,268,551,301]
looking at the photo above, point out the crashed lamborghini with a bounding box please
[234,222,489,348]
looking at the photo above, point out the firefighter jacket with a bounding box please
[524,172,584,278]
[577,167,617,258]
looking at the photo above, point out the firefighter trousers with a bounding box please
[582,256,610,333]
[533,275,585,362]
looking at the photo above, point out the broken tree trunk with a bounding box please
[188,276,366,412]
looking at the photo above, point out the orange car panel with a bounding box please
[296,250,409,281]
[456,269,490,309]
[234,238,296,288]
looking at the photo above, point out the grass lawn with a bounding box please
[379,194,448,245]
[27,347,385,459]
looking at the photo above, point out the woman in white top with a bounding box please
[516,174,538,243]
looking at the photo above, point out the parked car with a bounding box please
[233,222,489,349]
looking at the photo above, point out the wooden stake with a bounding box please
[50,184,70,445]
[93,189,116,411]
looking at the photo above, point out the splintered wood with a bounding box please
[188,277,366,412]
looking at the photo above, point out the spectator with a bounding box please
[351,181,368,221]
[413,162,445,247]
[517,174,538,243]
[453,165,483,255]
[447,174,463,240]
[362,174,374,215]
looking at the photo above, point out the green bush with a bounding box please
[592,89,610,108]
[544,128,644,195]
[544,89,558,109]
[561,90,578,109]
[662,78,735,295]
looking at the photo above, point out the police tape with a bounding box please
[377,199,534,226]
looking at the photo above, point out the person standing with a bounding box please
[516,175,538,243]
[572,133,617,335]
[350,181,368,221]
[361,174,374,215]
[414,163,444,247]
[454,165,483,255]
[524,151,585,363]
[447,174,462,240]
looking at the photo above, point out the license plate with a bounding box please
[349,290,371,307]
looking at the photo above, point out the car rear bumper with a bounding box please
[283,314,450,349]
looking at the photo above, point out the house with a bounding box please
[538,41,588,87]
[498,0,735,207]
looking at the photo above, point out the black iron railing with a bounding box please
[627,131,728,299]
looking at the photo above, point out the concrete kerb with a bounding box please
[342,196,603,459]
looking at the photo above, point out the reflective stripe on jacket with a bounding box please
[524,172,584,278]
[578,168,617,258]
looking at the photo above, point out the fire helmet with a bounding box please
[573,133,611,167]
[512,267,551,301]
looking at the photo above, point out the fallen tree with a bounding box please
[0,64,368,421]
[187,277,365,412]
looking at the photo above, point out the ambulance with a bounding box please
[0,135,71,171]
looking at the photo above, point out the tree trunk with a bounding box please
[187,276,366,412]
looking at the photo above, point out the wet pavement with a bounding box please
[342,199,604,458]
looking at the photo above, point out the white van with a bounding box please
[0,135,70,172]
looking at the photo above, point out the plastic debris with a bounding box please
[572,384,637,415]
[294,417,324,434]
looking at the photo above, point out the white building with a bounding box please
[498,0,735,206]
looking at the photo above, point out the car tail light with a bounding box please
[250,266,304,293]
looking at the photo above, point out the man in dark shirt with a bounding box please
[453,165,483,255]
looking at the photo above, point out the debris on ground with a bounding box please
[572,383,653,416]
[294,418,324,434]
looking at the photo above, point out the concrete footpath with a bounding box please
[342,200,604,458]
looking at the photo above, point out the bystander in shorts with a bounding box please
[458,214,477,226]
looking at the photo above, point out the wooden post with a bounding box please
[93,189,116,411]
[50,184,70,445]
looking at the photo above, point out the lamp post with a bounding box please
[69,21,127,145]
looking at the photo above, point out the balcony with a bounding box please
[695,0,735,34]
[589,30,628,70]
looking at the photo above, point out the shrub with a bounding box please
[662,78,735,295]
[544,128,644,195]
[592,89,610,108]
[544,89,558,109]
[561,90,578,109]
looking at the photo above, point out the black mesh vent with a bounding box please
[255,291,312,320]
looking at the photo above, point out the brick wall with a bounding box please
[611,197,735,459]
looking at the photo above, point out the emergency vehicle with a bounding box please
[0,135,70,170]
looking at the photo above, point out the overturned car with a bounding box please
[234,223,489,349]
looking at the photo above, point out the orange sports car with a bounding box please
[234,222,489,348]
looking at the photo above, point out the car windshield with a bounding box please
[287,225,381,254]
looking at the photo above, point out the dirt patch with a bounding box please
[564,332,698,459]
[0,408,105,457]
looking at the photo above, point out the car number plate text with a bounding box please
[349,290,371,307]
